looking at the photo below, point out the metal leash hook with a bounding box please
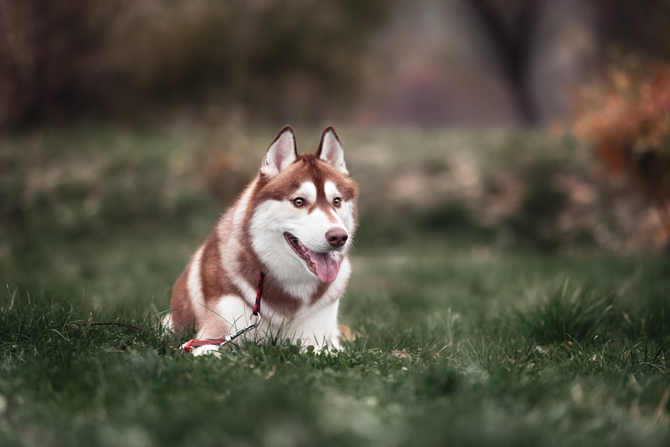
[181,271,264,354]
[249,312,261,329]
[217,314,262,347]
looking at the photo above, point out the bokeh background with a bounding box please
[2,2,670,446]
[0,0,668,127]
[2,0,670,261]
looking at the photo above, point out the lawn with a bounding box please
[1,126,669,446]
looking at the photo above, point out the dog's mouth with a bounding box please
[284,232,339,283]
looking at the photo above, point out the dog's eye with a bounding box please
[333,198,341,208]
[293,198,305,207]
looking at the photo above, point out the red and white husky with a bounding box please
[167,126,358,355]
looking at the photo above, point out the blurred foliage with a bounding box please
[0,129,216,273]
[0,1,116,125]
[0,0,390,127]
[2,124,667,285]
[575,65,670,247]
[0,156,201,242]
[418,202,478,232]
[503,161,569,251]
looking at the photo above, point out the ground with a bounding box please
[0,126,669,446]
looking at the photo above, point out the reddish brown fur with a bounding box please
[200,232,227,300]
[170,264,193,332]
[256,154,358,203]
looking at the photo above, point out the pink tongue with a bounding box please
[308,250,339,283]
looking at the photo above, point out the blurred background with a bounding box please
[2,0,669,127]
[4,3,670,445]
[2,0,670,296]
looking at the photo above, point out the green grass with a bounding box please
[1,126,669,446]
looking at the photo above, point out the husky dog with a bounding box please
[167,126,358,355]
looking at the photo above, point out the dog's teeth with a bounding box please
[286,233,311,260]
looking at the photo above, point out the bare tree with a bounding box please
[466,0,540,125]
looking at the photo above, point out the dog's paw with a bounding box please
[190,345,223,358]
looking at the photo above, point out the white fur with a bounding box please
[340,200,356,236]
[215,295,252,331]
[187,247,206,324]
[286,299,342,349]
[324,180,356,236]
[190,345,225,357]
[249,199,322,299]
[248,194,350,289]
[293,181,317,203]
[324,180,340,201]
[222,184,259,306]
[260,129,297,178]
[320,130,348,174]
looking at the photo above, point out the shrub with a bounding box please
[574,65,670,248]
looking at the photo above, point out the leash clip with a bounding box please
[181,339,197,353]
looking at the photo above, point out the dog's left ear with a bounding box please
[317,126,348,174]
[261,125,298,178]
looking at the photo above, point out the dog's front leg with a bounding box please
[289,299,342,352]
[190,294,252,356]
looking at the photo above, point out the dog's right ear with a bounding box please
[260,125,298,178]
[317,126,348,174]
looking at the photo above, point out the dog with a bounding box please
[166,126,358,355]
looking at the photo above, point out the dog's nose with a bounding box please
[325,227,348,247]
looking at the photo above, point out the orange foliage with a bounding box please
[575,65,670,216]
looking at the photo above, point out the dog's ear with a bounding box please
[261,125,298,178]
[316,126,348,174]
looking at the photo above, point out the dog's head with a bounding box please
[249,126,358,284]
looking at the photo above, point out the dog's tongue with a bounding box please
[308,250,339,283]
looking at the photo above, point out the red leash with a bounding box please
[181,271,265,353]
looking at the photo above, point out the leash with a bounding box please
[181,271,265,353]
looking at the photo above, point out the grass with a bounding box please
[1,126,669,446]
